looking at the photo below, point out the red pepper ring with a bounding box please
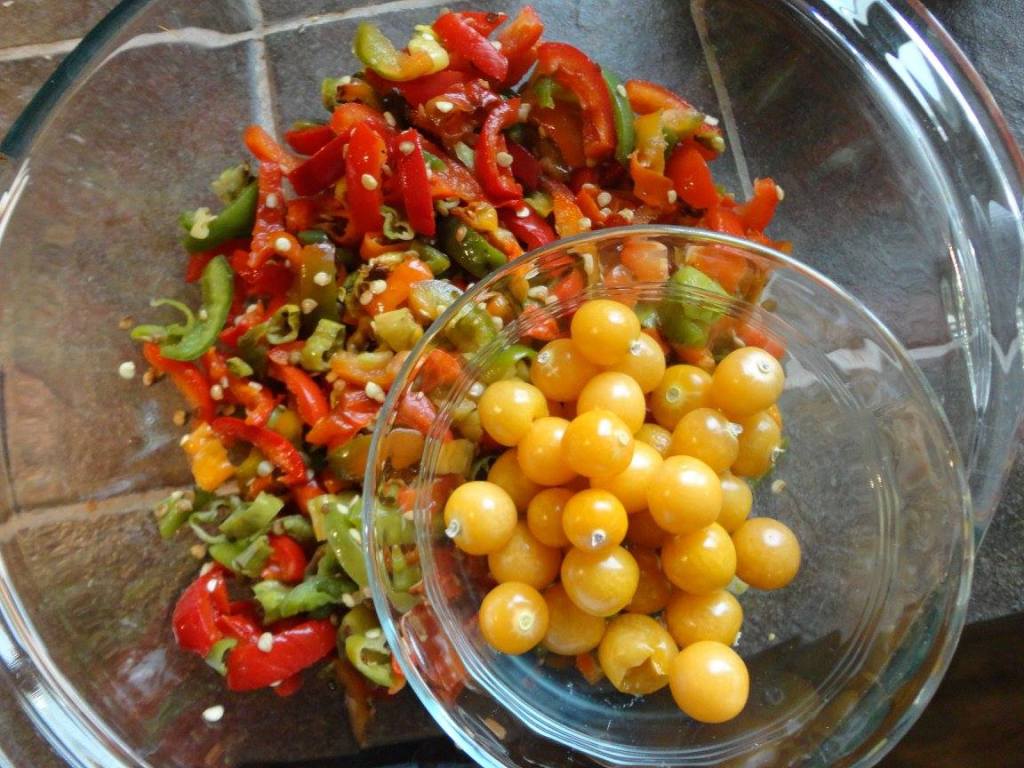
[535,42,616,162]
[211,417,307,485]
[477,98,524,202]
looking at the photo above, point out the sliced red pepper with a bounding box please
[544,179,587,238]
[500,205,556,251]
[329,102,395,140]
[212,417,306,485]
[273,674,304,698]
[630,154,675,211]
[248,162,287,266]
[243,125,299,173]
[497,6,544,86]
[288,133,348,197]
[535,43,615,162]
[552,267,586,303]
[307,392,381,448]
[666,143,718,210]
[456,10,508,36]
[434,12,509,82]
[172,567,229,657]
[737,177,780,232]
[476,99,524,201]
[396,391,442,436]
[395,129,436,237]
[506,141,542,190]
[285,124,335,156]
[533,102,586,169]
[704,206,746,237]
[270,363,330,427]
[229,376,278,427]
[366,69,469,108]
[285,198,318,232]
[345,122,387,236]
[261,535,308,584]
[291,478,326,516]
[369,258,433,316]
[217,606,262,644]
[417,348,463,391]
[226,619,336,691]
[143,342,216,422]
[519,305,562,341]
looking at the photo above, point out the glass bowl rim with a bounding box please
[362,223,975,768]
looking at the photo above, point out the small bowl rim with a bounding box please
[362,224,975,768]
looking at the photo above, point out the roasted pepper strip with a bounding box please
[395,129,436,237]
[212,417,306,485]
[434,12,508,82]
[142,342,216,422]
[157,256,234,361]
[345,122,387,236]
[438,216,506,278]
[182,182,258,253]
[226,619,336,691]
[535,42,616,161]
[477,99,524,201]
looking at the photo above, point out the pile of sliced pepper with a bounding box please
[132,5,785,722]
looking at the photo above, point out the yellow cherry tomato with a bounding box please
[650,364,712,430]
[647,455,722,535]
[530,338,599,402]
[731,410,782,478]
[669,407,739,474]
[562,489,628,552]
[626,547,672,614]
[478,380,549,447]
[488,521,562,590]
[570,299,641,366]
[669,641,749,722]
[717,472,753,533]
[625,508,669,549]
[443,481,518,555]
[711,346,785,419]
[665,589,743,647]
[591,441,663,514]
[561,545,639,617]
[527,487,573,548]
[577,372,647,434]
[598,614,678,695]
[635,423,673,457]
[488,449,541,512]
[542,583,606,655]
[661,523,736,594]
[478,582,549,655]
[608,333,667,393]
[517,416,578,486]
[732,517,801,590]
[562,409,635,478]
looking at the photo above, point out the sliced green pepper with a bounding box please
[255,575,353,623]
[210,164,252,205]
[323,496,369,588]
[225,357,254,377]
[381,205,416,242]
[421,150,447,172]
[389,545,421,592]
[156,493,196,540]
[447,304,499,353]
[182,181,257,253]
[264,303,301,344]
[139,255,233,361]
[479,344,537,383]
[299,244,339,334]
[372,308,423,352]
[219,492,283,539]
[278,515,316,545]
[524,190,554,217]
[533,76,557,109]
[453,142,476,172]
[301,318,345,373]
[353,22,448,82]
[438,216,507,279]
[602,68,636,164]
[345,633,394,688]
[298,229,331,245]
[659,266,730,345]
[341,604,379,637]
[205,638,237,676]
[209,533,271,578]
[327,434,373,486]
[410,240,450,275]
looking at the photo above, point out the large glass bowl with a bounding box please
[365,227,972,768]
[0,1,1021,767]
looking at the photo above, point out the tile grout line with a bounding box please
[240,0,277,133]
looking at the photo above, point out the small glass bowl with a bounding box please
[363,226,972,768]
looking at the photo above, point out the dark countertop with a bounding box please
[0,0,1021,765]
